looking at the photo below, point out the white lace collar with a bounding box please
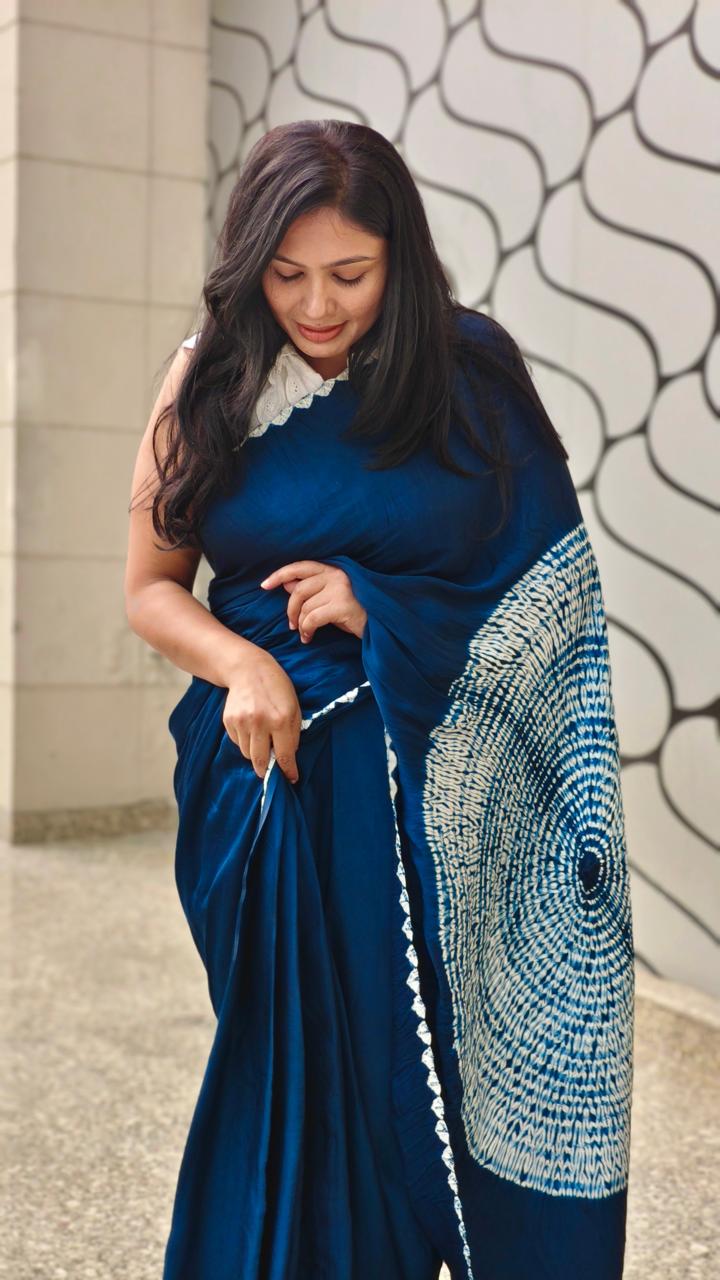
[250,340,349,437]
[180,332,360,441]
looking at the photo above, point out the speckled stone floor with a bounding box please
[1,829,718,1279]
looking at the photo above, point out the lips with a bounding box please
[297,321,346,343]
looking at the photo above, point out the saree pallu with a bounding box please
[163,312,635,1279]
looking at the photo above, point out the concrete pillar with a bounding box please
[1,0,209,841]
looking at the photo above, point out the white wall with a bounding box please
[208,0,720,997]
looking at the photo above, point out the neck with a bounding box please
[290,341,348,381]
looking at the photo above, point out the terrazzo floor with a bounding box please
[1,829,718,1279]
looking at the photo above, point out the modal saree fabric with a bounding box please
[163,310,635,1279]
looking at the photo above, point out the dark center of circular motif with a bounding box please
[578,847,601,891]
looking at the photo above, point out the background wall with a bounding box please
[0,0,209,841]
[206,0,719,996]
[0,1,716,1002]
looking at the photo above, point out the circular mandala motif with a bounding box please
[422,522,634,1198]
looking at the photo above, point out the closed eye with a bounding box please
[273,269,366,288]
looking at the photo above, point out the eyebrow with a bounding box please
[273,254,376,268]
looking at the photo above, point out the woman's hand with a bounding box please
[223,649,302,784]
[259,560,367,643]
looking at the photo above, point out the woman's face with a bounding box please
[261,206,388,379]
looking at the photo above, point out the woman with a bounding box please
[125,119,635,1280]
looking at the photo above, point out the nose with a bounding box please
[300,278,338,321]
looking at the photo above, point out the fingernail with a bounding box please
[259,579,269,588]
[289,620,296,630]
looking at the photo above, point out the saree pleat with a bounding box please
[165,683,451,1279]
[163,309,634,1279]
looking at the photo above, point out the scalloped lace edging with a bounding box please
[248,366,349,439]
[180,332,351,447]
[384,729,476,1280]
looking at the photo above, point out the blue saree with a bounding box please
[163,310,635,1279]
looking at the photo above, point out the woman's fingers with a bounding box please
[266,564,362,639]
[247,726,270,781]
[260,560,324,589]
[295,601,328,641]
[286,575,325,629]
[244,723,299,785]
[233,724,252,767]
[222,654,303,786]
[271,720,300,784]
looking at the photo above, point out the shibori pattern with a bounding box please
[422,520,635,1199]
[384,730,476,1280]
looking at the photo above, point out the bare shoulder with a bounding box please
[142,340,195,462]
[125,339,201,600]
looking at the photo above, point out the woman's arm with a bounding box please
[125,344,304,784]
[124,344,257,687]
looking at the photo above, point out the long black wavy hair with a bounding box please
[139,118,568,551]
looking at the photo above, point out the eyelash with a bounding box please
[273,269,366,288]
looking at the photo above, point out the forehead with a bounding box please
[274,207,385,262]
